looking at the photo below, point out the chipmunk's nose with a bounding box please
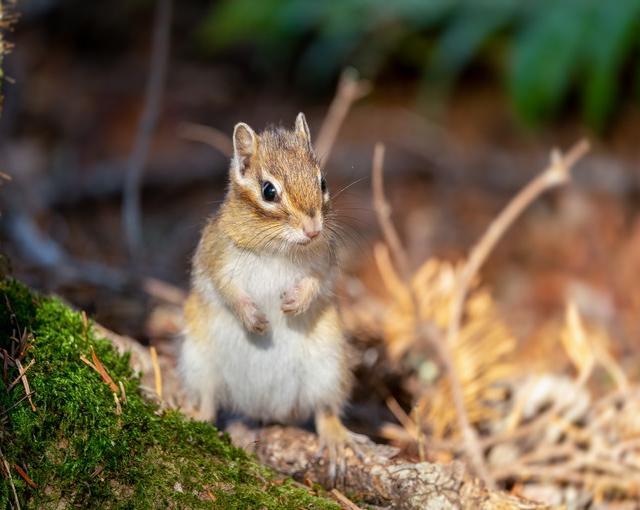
[302,214,322,240]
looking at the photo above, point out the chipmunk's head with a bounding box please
[226,113,331,252]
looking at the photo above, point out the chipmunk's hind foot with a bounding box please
[314,409,370,487]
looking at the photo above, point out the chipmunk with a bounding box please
[179,113,360,477]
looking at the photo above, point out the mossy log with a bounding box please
[0,278,546,509]
[83,301,548,509]
[229,424,546,510]
[0,279,337,509]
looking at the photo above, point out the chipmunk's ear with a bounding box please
[294,112,311,148]
[232,122,257,178]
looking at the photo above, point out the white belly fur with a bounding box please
[198,251,343,422]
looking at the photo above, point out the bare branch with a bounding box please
[315,68,371,166]
[3,209,188,306]
[178,122,233,157]
[371,143,411,279]
[445,139,590,489]
[122,0,172,262]
[143,277,187,305]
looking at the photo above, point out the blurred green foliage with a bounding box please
[199,0,640,130]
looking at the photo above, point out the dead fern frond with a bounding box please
[562,301,628,390]
[418,269,516,439]
[375,248,516,438]
[371,140,590,488]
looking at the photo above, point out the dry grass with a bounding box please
[368,139,589,489]
[341,134,640,505]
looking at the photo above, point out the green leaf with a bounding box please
[509,0,592,125]
[582,0,640,131]
[428,0,517,84]
[197,0,289,51]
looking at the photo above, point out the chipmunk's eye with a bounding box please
[320,176,327,194]
[261,181,278,202]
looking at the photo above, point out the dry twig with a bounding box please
[330,488,362,510]
[1,348,8,384]
[0,445,20,510]
[371,143,411,279]
[371,139,590,489]
[143,277,187,305]
[0,391,35,418]
[370,144,491,483]
[122,0,173,261]
[113,393,123,416]
[13,463,37,489]
[315,68,371,165]
[385,395,418,440]
[178,122,233,157]
[80,349,119,394]
[90,348,119,393]
[370,140,492,486]
[443,139,589,488]
[14,359,35,412]
[7,358,33,391]
[150,345,163,400]
[118,380,128,404]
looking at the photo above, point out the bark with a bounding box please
[228,423,547,510]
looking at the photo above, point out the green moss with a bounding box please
[0,279,338,509]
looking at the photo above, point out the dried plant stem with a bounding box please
[14,359,35,411]
[315,68,371,165]
[372,144,411,279]
[150,346,163,400]
[7,358,34,391]
[13,463,37,489]
[178,122,233,157]
[445,139,590,489]
[0,392,34,418]
[122,0,172,262]
[330,488,362,510]
[0,445,20,510]
[143,277,187,305]
[385,395,418,438]
[80,350,119,394]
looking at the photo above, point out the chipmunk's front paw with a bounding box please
[238,299,269,334]
[281,284,311,315]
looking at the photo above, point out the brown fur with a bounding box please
[181,114,358,476]
[220,123,331,254]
